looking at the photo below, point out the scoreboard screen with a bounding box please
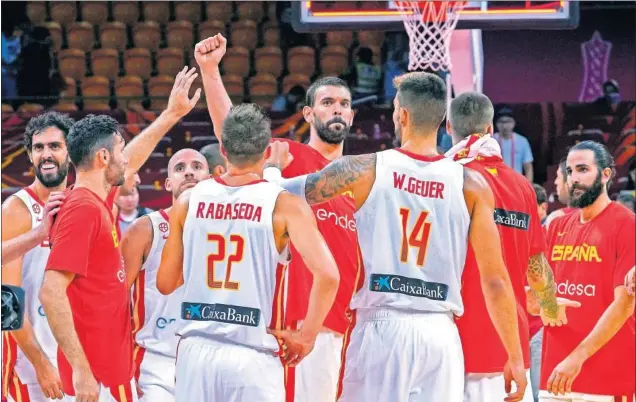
[292,1,579,32]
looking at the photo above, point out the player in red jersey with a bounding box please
[195,33,358,402]
[545,158,576,229]
[541,141,635,400]
[39,67,201,402]
[445,92,568,402]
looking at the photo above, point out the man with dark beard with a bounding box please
[195,33,359,402]
[541,141,635,400]
[2,112,74,402]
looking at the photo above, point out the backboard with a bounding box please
[291,1,580,32]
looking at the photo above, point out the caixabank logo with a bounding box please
[494,208,530,230]
[182,302,260,327]
[370,274,448,301]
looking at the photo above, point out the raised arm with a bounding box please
[1,196,63,399]
[463,168,527,400]
[269,192,339,365]
[121,216,153,289]
[123,67,201,180]
[194,34,232,144]
[157,193,190,295]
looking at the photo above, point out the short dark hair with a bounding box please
[533,183,548,205]
[568,140,616,190]
[200,143,226,171]
[67,114,121,168]
[449,92,494,138]
[559,156,568,178]
[221,104,271,167]
[393,72,447,132]
[305,77,350,108]
[24,112,75,152]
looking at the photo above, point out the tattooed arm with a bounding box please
[303,153,377,209]
[527,253,559,318]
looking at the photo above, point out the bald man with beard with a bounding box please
[121,149,210,402]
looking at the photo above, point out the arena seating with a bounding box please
[16,1,381,111]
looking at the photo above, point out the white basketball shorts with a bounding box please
[294,330,343,402]
[137,350,175,402]
[174,337,284,402]
[464,370,534,402]
[338,309,464,402]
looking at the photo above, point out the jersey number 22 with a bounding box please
[207,233,245,290]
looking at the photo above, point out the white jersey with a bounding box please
[352,150,470,315]
[132,210,182,358]
[9,189,58,383]
[177,178,289,352]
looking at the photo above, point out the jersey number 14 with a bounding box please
[207,233,245,290]
[399,208,432,267]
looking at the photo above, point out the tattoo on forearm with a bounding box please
[41,286,88,368]
[304,154,376,204]
[528,253,559,317]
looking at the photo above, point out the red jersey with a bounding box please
[46,187,133,394]
[457,157,545,373]
[542,202,635,395]
[275,139,360,334]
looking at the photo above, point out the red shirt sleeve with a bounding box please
[613,210,636,288]
[527,183,547,256]
[46,200,101,277]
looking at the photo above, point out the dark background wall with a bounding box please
[483,7,635,103]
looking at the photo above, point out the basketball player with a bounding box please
[544,159,575,229]
[265,72,527,402]
[2,191,63,264]
[121,149,210,402]
[444,92,570,402]
[199,143,227,177]
[155,103,340,401]
[541,141,635,401]
[39,67,201,402]
[2,112,75,402]
[195,33,359,402]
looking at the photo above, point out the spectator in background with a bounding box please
[199,143,227,177]
[592,79,621,114]
[617,190,635,212]
[533,184,549,224]
[347,47,382,100]
[271,85,306,114]
[494,107,534,182]
[382,33,409,105]
[116,185,153,234]
[1,22,21,100]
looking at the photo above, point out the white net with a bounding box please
[396,1,465,72]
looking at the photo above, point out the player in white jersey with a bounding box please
[155,103,340,402]
[264,72,527,402]
[121,149,211,402]
[2,112,75,402]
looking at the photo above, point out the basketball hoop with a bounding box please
[395,1,466,72]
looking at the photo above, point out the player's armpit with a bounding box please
[276,192,339,338]
[463,168,524,364]
[304,153,376,209]
[121,216,153,289]
[527,253,559,318]
[40,270,91,372]
[157,191,190,295]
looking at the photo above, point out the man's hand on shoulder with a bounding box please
[265,140,294,171]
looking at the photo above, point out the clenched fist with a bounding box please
[194,34,227,73]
